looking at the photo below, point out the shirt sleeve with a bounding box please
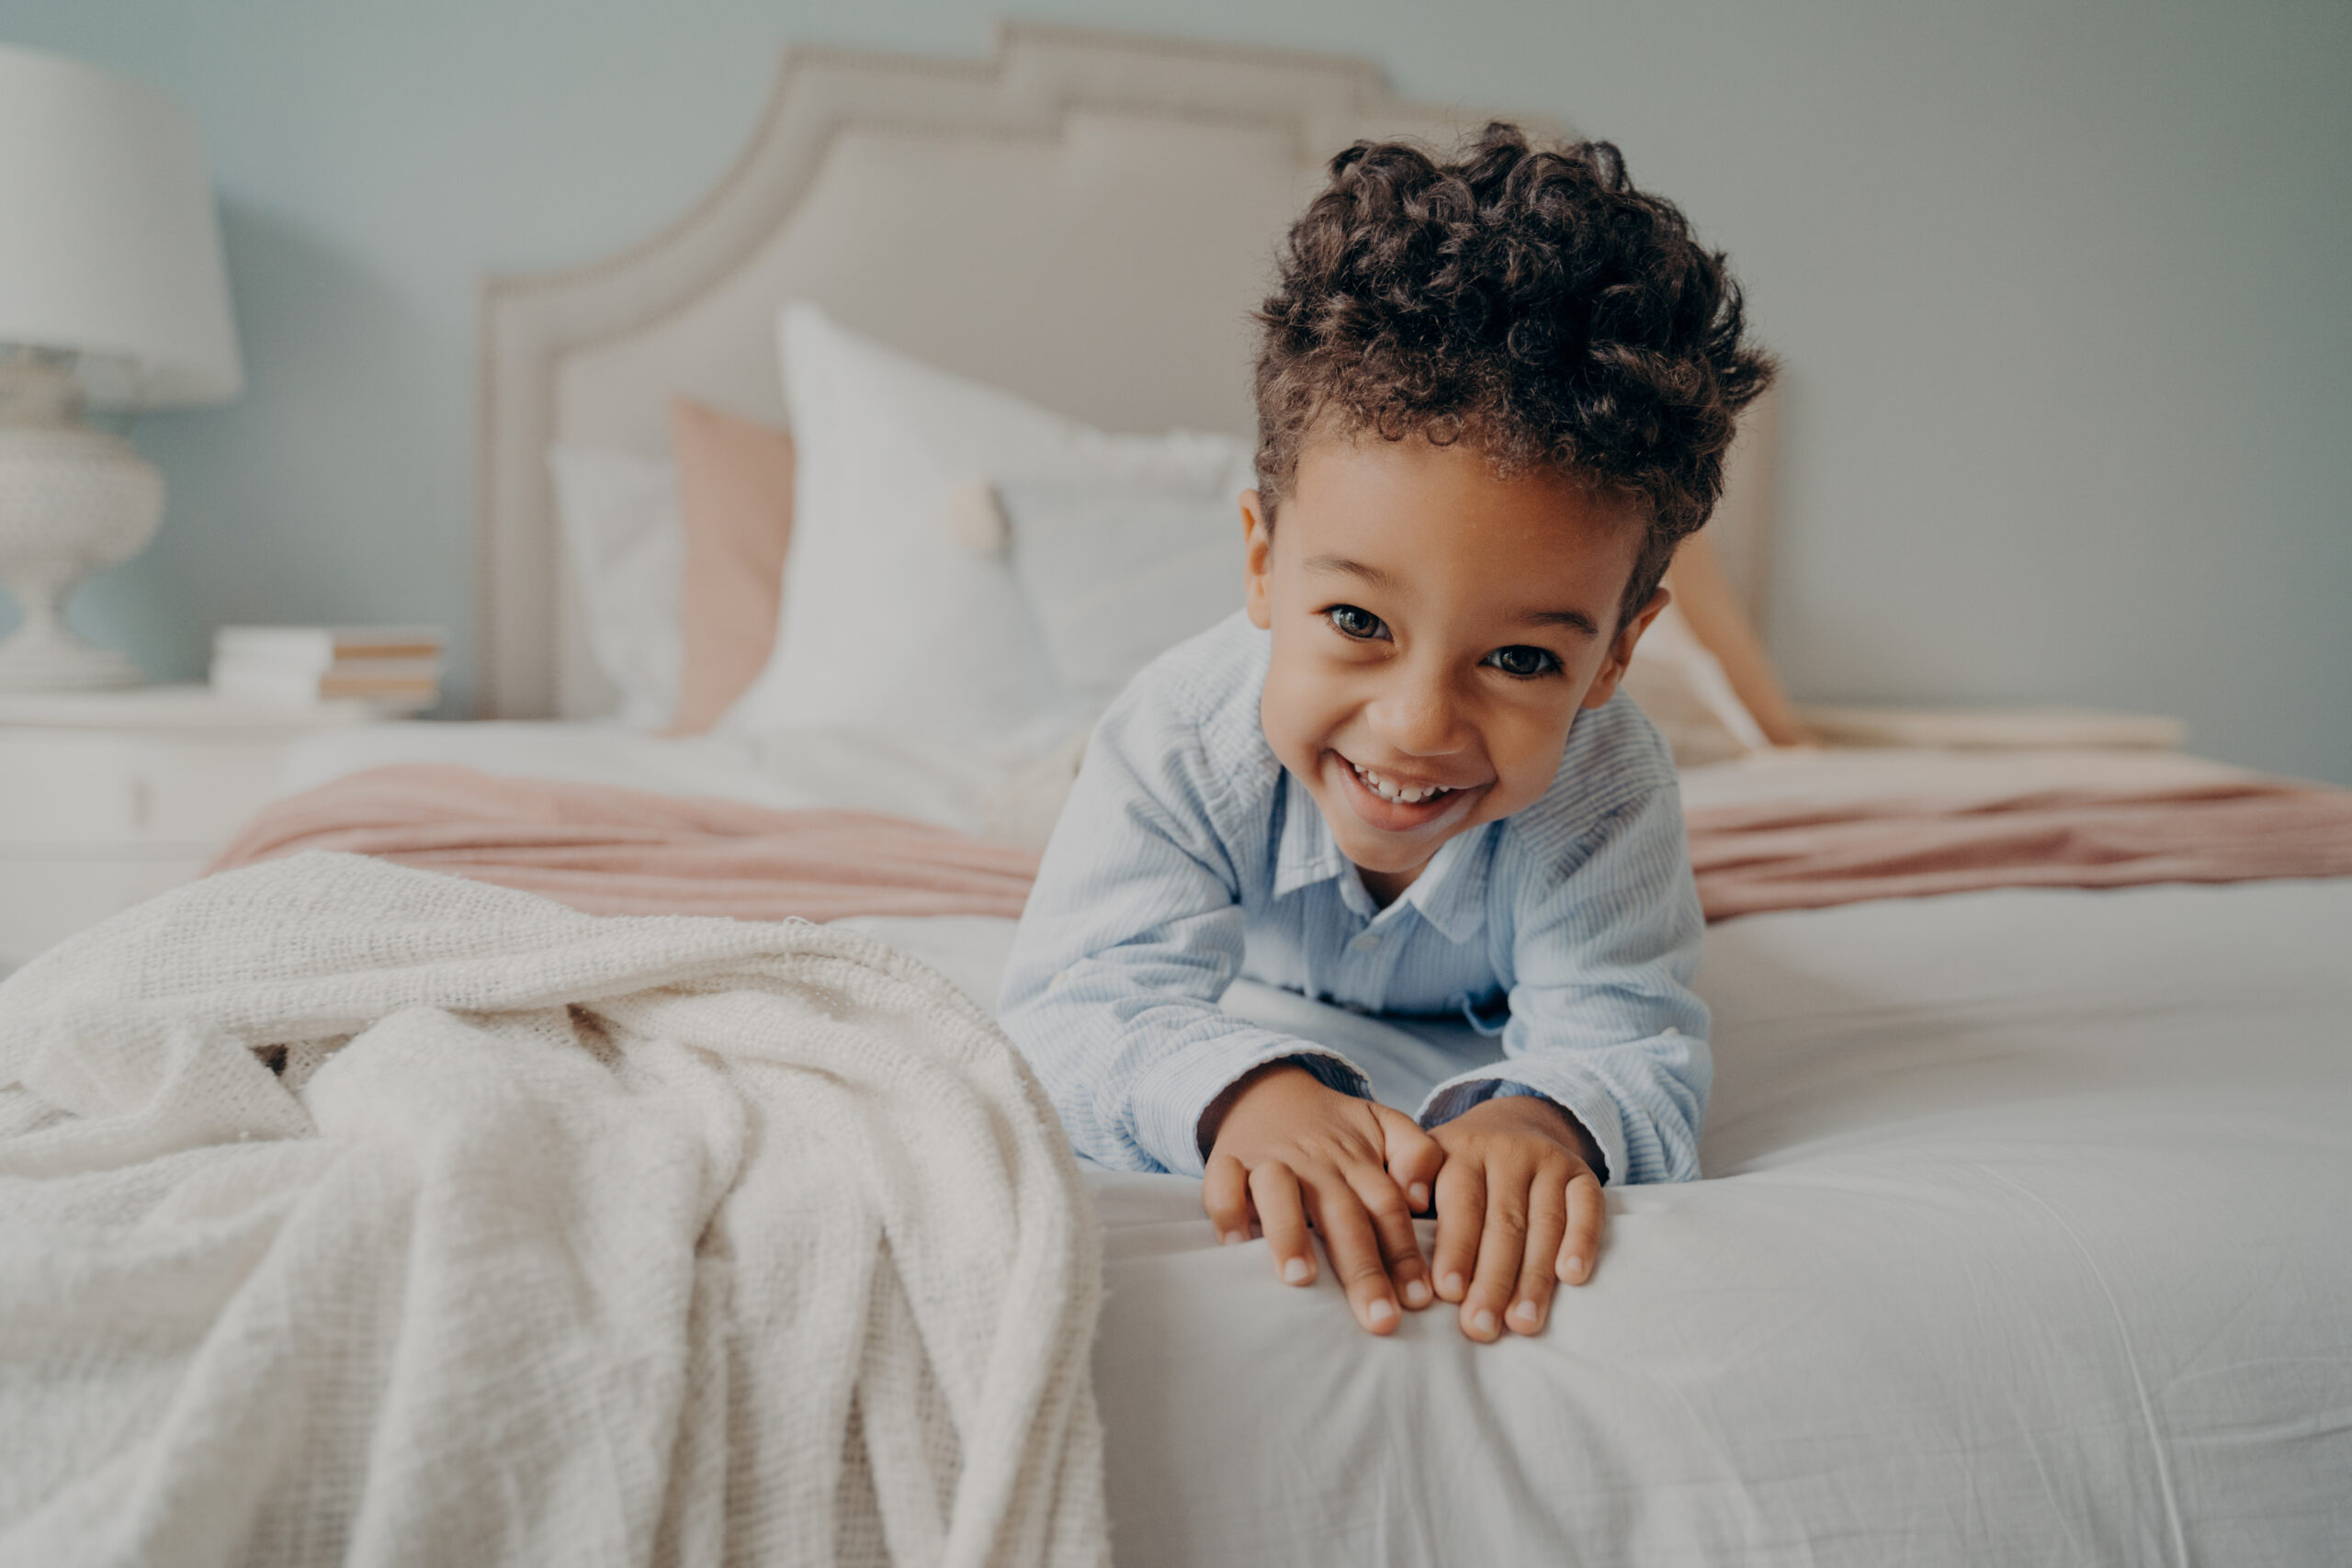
[996,679,1372,1176]
[1415,779,1713,1186]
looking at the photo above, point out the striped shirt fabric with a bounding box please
[997,612,1710,1186]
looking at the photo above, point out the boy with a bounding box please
[999,126,1773,1342]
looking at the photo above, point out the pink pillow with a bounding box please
[665,399,797,736]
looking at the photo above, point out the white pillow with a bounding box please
[1620,598,1772,767]
[722,304,1246,748]
[997,459,1254,710]
[546,446,682,730]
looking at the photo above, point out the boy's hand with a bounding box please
[1200,1062,1445,1335]
[1427,1094,1606,1341]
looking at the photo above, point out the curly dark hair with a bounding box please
[1253,123,1775,629]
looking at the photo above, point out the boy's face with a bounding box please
[1243,434,1666,902]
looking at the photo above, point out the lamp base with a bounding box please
[0,606,144,690]
[0,355,164,693]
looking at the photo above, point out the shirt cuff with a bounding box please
[1130,1032,1373,1178]
[1419,1069,1626,1188]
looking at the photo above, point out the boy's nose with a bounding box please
[1368,669,1469,757]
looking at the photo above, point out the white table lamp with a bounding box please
[0,44,243,690]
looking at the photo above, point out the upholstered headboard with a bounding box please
[477,21,1773,719]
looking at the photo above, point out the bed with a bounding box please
[8,22,2351,1567]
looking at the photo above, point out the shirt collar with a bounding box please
[1272,769,1349,899]
[1272,769,1490,944]
[1398,829,1490,945]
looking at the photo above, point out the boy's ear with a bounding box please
[1579,586,1670,711]
[1241,489,1274,630]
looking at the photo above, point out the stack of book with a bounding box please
[209,626,445,711]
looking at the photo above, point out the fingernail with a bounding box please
[1220,1230,1246,1247]
[1403,1278,1431,1308]
[1442,1271,1464,1299]
[1283,1257,1313,1284]
[1473,1308,1498,1337]
[1562,1254,1585,1282]
[1366,1298,1396,1327]
[1510,1300,1542,1330]
[1408,1182,1430,1210]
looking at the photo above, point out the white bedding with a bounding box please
[269,725,2352,1562]
[861,883,2352,1566]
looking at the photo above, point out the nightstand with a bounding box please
[0,685,399,970]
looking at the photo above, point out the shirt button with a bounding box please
[1351,932,1380,953]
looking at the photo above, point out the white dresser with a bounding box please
[0,686,393,971]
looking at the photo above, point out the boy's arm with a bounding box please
[997,688,1374,1177]
[1417,781,1713,1188]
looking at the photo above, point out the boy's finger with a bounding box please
[1557,1167,1607,1285]
[1430,1160,1486,1304]
[1373,1104,1445,1214]
[1342,1159,1432,1311]
[1248,1161,1315,1286]
[1301,1177,1403,1336]
[1202,1152,1253,1247]
[1508,1170,1567,1335]
[1461,1175,1530,1343]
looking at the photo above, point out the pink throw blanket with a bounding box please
[212,764,2352,928]
[207,764,1041,921]
[1686,778,2352,921]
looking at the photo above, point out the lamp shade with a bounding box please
[0,44,242,408]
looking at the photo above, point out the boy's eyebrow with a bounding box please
[1522,608,1601,637]
[1302,553,1396,588]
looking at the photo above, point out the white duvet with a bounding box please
[853,879,2352,1568]
[162,728,2352,1561]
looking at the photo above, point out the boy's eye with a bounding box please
[1484,645,1561,679]
[1326,605,1388,641]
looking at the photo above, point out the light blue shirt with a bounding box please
[997,612,1710,1185]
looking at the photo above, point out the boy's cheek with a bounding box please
[1257,666,1343,772]
[1486,710,1582,811]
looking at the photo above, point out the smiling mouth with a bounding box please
[1346,758,1460,807]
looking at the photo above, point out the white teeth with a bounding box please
[1351,761,1452,807]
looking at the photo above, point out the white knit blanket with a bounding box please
[0,852,1106,1568]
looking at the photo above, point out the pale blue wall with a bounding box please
[5,0,2347,781]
